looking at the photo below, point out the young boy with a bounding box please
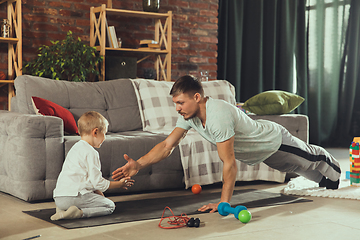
[51,111,134,221]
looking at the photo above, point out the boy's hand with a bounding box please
[112,154,140,181]
[120,176,135,190]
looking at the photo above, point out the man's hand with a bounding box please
[198,202,220,213]
[112,154,140,181]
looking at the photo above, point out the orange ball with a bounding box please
[191,184,202,194]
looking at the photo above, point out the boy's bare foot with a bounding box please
[50,206,83,221]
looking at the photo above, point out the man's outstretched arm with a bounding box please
[198,136,237,213]
[112,127,187,181]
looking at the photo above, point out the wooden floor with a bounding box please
[1,148,358,240]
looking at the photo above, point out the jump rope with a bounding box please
[158,206,200,229]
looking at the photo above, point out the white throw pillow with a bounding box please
[202,80,236,106]
[131,79,177,132]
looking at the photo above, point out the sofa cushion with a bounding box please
[242,90,304,115]
[14,75,142,133]
[32,96,79,135]
[132,79,236,133]
[64,131,185,193]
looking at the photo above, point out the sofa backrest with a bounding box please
[14,75,142,132]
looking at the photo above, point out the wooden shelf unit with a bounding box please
[0,0,22,110]
[90,4,172,81]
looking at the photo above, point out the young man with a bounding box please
[112,75,341,213]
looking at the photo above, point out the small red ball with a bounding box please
[191,184,202,194]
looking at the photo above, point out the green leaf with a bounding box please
[25,30,103,82]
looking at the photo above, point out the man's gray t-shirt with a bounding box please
[175,97,282,165]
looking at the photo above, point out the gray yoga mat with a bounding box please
[23,189,311,229]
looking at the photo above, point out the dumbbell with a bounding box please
[218,202,247,220]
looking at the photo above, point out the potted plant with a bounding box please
[24,31,103,82]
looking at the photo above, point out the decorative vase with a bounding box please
[143,0,160,12]
[1,19,10,38]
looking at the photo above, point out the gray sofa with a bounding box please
[0,75,309,202]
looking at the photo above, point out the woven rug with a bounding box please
[283,176,360,199]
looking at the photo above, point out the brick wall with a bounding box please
[0,0,219,110]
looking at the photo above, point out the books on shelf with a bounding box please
[108,26,118,48]
[140,39,158,45]
[140,43,160,48]
[105,19,113,48]
[139,39,160,49]
[105,18,119,48]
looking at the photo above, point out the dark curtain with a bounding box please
[333,0,360,146]
[217,0,308,108]
[306,0,350,146]
[217,0,356,147]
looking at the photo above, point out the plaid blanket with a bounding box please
[179,131,285,189]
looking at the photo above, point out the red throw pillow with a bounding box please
[31,96,79,135]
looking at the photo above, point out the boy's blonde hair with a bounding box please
[78,111,109,136]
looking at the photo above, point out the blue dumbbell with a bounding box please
[217,202,247,220]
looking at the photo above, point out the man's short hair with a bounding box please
[170,75,204,97]
[78,111,109,136]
